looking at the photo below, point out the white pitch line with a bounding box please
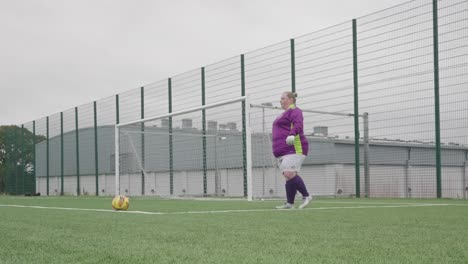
[169,203,467,214]
[0,203,465,216]
[0,204,148,214]
[311,201,453,205]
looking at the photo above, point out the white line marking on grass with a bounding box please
[1,203,466,215]
[169,203,468,214]
[0,204,157,214]
[313,201,452,205]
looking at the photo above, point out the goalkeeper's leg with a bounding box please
[275,179,297,209]
[295,175,312,209]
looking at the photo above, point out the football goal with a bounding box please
[114,96,254,200]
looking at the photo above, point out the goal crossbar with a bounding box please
[117,96,248,128]
[250,103,364,117]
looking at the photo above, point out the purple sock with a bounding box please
[285,179,297,204]
[294,175,310,198]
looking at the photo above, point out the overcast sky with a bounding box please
[0,0,411,126]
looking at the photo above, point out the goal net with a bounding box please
[115,96,253,200]
[249,102,369,199]
[115,95,368,201]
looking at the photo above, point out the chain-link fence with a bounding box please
[1,0,467,199]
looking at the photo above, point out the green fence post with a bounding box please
[3,130,6,193]
[432,0,442,198]
[60,112,64,195]
[141,86,145,195]
[352,19,361,198]
[115,94,119,195]
[116,94,120,124]
[201,67,207,196]
[94,101,99,196]
[168,78,173,195]
[5,128,13,194]
[21,124,25,194]
[75,107,80,196]
[290,38,296,93]
[241,54,247,197]
[14,126,18,194]
[4,128,8,193]
[46,116,49,196]
[33,120,36,194]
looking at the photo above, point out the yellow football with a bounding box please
[112,195,130,210]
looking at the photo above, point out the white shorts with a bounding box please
[276,154,306,173]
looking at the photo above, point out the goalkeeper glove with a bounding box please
[286,135,295,146]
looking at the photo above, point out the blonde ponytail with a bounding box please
[283,91,298,103]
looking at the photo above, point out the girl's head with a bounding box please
[280,91,297,110]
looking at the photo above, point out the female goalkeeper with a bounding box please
[272,91,312,209]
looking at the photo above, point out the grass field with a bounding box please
[1,196,467,264]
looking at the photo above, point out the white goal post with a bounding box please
[114,96,253,201]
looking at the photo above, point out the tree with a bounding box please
[0,125,45,194]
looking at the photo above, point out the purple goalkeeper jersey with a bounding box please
[272,105,309,158]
